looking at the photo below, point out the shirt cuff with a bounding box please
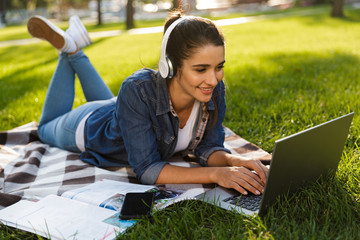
[198,147,231,167]
[139,161,168,185]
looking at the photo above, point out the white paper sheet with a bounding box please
[0,195,121,240]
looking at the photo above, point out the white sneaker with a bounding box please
[66,15,92,49]
[27,15,77,53]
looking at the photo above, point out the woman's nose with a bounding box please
[206,71,219,86]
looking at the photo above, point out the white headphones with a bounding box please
[158,17,188,79]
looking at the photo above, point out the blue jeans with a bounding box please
[38,50,114,152]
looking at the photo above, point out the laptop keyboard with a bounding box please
[223,193,262,211]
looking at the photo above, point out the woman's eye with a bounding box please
[217,65,224,70]
[196,68,206,73]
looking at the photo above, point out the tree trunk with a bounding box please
[0,0,6,25]
[173,0,195,12]
[173,0,181,9]
[126,0,134,29]
[97,0,102,25]
[57,0,68,21]
[331,0,344,17]
[188,0,196,11]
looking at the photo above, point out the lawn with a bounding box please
[1,4,360,239]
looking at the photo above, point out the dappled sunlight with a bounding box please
[0,32,161,130]
[263,174,360,237]
[219,14,360,152]
[0,44,59,113]
[0,6,360,239]
[85,32,160,93]
[224,51,360,152]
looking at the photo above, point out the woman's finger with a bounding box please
[232,167,264,195]
[243,160,269,184]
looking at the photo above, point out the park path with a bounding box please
[0,8,323,48]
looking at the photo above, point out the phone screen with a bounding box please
[119,192,155,220]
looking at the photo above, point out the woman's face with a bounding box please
[173,44,225,104]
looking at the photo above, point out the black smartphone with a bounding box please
[119,192,155,220]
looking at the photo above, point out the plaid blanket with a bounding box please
[0,122,271,209]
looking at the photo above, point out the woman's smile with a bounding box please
[169,44,225,108]
[198,86,214,95]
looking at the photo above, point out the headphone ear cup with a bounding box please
[166,56,175,79]
[159,58,169,78]
[159,17,187,79]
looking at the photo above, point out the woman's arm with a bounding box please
[156,161,267,195]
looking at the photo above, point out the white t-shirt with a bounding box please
[76,100,201,154]
[75,112,93,152]
[174,100,200,153]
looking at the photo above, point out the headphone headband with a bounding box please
[159,17,188,79]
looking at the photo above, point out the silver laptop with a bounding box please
[196,112,354,216]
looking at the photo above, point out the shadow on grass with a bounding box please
[225,51,360,152]
[0,44,58,109]
[0,37,113,111]
[302,13,360,25]
[273,6,360,27]
[120,198,271,239]
[0,224,42,240]
[263,174,360,238]
[120,173,359,239]
[1,40,359,139]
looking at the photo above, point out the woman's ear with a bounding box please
[174,67,182,79]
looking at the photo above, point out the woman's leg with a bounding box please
[39,52,76,126]
[38,98,116,152]
[68,50,114,101]
[38,51,115,152]
[28,16,114,152]
[38,52,80,152]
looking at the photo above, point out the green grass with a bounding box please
[1,5,360,239]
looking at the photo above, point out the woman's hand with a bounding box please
[227,156,269,186]
[210,166,266,195]
[207,151,269,194]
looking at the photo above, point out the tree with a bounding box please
[331,0,344,17]
[0,0,6,25]
[126,0,134,29]
[173,0,181,9]
[172,0,196,12]
[97,0,102,25]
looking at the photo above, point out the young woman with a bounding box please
[27,11,268,196]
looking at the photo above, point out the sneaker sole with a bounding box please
[27,17,64,49]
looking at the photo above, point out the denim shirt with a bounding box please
[81,68,230,184]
